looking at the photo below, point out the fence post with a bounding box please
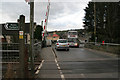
[19,15,25,78]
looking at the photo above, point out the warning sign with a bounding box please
[19,31,24,39]
[19,35,23,39]
[19,31,23,35]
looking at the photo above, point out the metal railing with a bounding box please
[0,41,42,78]
[84,42,120,54]
[33,42,42,61]
[0,41,42,62]
[0,43,19,62]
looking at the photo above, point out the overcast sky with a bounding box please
[0,0,91,31]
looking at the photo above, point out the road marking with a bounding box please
[56,63,59,67]
[58,66,60,70]
[55,58,58,63]
[51,48,65,80]
[38,60,44,70]
[61,74,65,79]
[35,60,44,75]
[81,73,85,78]
[35,70,40,75]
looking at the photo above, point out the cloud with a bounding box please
[0,0,91,31]
[0,2,30,23]
[1,0,91,2]
[47,2,90,31]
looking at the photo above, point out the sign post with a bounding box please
[19,15,25,78]
[19,31,24,39]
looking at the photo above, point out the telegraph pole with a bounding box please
[30,0,35,77]
[19,15,25,78]
[94,2,97,43]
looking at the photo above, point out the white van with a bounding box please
[46,39,52,47]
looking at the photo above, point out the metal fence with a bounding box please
[0,41,42,78]
[1,43,19,62]
[0,43,19,78]
[84,42,120,54]
[0,41,42,62]
[33,42,42,62]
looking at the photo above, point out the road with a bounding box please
[35,46,119,80]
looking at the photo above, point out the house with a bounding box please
[47,32,60,42]
[52,32,59,41]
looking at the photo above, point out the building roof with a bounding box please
[53,34,59,37]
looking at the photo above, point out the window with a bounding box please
[58,40,67,43]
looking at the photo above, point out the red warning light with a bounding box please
[44,26,45,30]
[102,41,104,45]
[45,19,47,22]
[43,33,44,36]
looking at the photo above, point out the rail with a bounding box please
[0,43,19,62]
[84,42,120,54]
[85,42,120,46]
[33,41,42,61]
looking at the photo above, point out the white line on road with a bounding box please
[56,63,59,67]
[61,74,65,79]
[81,73,85,78]
[35,60,44,75]
[51,48,65,80]
[55,58,58,63]
[35,69,40,75]
[38,60,44,70]
[58,66,60,70]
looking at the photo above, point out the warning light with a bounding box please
[45,19,47,22]
[102,41,104,45]
[44,26,45,30]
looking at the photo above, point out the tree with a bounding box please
[83,2,120,43]
[34,25,43,41]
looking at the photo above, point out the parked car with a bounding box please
[68,38,80,48]
[55,39,69,51]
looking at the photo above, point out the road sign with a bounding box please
[5,23,19,30]
[19,31,24,39]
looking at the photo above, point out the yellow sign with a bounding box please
[19,35,23,39]
[19,31,24,39]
